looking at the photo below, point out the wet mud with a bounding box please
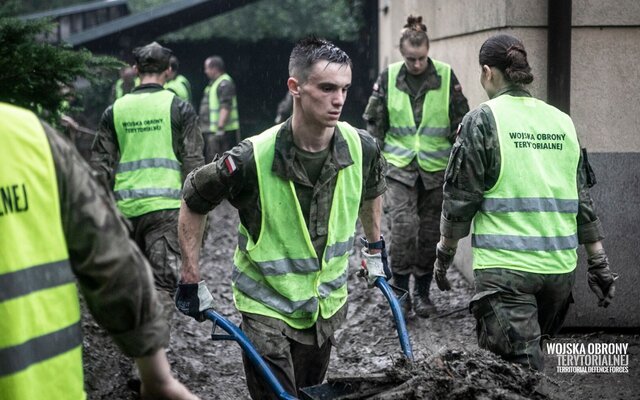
[82,202,640,399]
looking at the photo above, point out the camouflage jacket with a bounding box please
[440,87,604,244]
[91,84,204,189]
[44,121,168,357]
[183,118,387,345]
[198,76,237,134]
[363,58,470,189]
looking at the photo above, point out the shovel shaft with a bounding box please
[374,277,414,361]
[204,310,298,400]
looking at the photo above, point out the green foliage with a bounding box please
[0,16,123,124]
[160,0,365,42]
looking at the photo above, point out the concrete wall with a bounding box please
[378,0,640,327]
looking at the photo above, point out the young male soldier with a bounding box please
[175,37,388,399]
[0,102,198,400]
[91,42,204,335]
[165,55,193,104]
[199,55,240,162]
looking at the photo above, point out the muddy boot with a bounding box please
[413,273,437,318]
[392,273,412,316]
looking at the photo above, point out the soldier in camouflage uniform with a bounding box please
[199,55,240,163]
[175,38,388,399]
[1,103,197,399]
[91,42,204,338]
[363,15,469,317]
[433,34,617,370]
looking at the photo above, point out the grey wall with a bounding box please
[378,0,640,327]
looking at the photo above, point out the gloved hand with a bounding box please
[434,241,457,291]
[175,280,214,321]
[360,247,387,287]
[215,128,225,137]
[359,236,392,288]
[587,249,617,307]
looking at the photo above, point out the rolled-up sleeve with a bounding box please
[46,123,168,357]
[183,139,254,214]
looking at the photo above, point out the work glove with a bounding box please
[359,236,392,287]
[587,249,618,308]
[175,280,214,322]
[434,242,457,291]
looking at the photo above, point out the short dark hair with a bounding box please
[206,56,225,71]
[479,34,534,85]
[288,36,351,82]
[169,55,179,71]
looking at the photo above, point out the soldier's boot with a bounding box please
[392,273,412,316]
[413,273,437,318]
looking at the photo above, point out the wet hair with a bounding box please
[169,56,179,71]
[206,56,225,71]
[399,15,429,50]
[479,34,534,85]
[288,36,352,82]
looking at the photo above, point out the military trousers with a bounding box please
[240,315,332,400]
[203,130,239,164]
[130,208,182,336]
[470,268,575,370]
[384,177,442,276]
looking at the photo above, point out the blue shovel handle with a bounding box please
[204,309,298,400]
[374,277,414,361]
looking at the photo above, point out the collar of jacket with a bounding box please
[493,85,532,99]
[395,57,441,95]
[271,118,354,181]
[131,83,164,93]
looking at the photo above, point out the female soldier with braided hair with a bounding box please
[363,15,469,318]
[433,34,617,370]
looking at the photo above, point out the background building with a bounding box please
[377,0,640,328]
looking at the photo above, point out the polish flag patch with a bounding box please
[224,155,238,175]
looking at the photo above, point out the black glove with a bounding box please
[175,281,214,321]
[434,242,456,291]
[360,236,392,281]
[587,249,617,308]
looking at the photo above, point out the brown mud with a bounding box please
[82,202,640,399]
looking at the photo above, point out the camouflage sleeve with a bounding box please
[357,128,387,201]
[43,122,168,357]
[171,97,205,182]
[217,79,236,110]
[576,148,605,243]
[362,70,389,142]
[441,105,499,240]
[448,69,470,142]
[89,106,119,189]
[182,139,255,214]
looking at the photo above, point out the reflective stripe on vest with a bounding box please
[164,75,192,103]
[383,60,452,171]
[0,103,84,400]
[232,122,362,329]
[472,95,581,274]
[113,90,182,218]
[207,73,239,131]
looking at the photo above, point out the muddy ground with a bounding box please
[83,202,640,399]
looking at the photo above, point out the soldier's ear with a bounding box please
[287,77,300,97]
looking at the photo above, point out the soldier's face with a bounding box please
[401,41,429,75]
[293,61,352,128]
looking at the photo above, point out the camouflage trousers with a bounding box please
[130,209,182,337]
[240,315,332,400]
[471,268,575,370]
[383,178,442,276]
[203,130,239,164]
